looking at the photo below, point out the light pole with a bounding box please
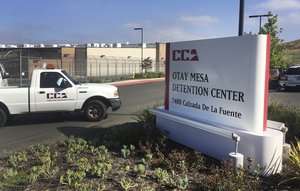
[20,49,22,86]
[238,0,244,36]
[249,13,271,33]
[134,27,143,73]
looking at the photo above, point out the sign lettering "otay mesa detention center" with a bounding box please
[165,35,270,133]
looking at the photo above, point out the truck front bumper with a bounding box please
[109,98,121,111]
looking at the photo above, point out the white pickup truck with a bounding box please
[0,65,121,127]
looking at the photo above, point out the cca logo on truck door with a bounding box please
[47,93,67,99]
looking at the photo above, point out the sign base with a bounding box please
[150,106,284,176]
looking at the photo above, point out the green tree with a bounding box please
[259,11,287,69]
[142,57,153,73]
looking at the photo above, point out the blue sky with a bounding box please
[0,0,299,45]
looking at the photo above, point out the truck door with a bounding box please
[35,71,77,111]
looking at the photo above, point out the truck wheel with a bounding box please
[84,100,107,122]
[0,108,7,127]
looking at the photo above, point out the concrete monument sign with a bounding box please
[150,35,285,175]
[165,35,270,132]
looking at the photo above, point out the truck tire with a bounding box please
[84,100,107,122]
[0,108,7,127]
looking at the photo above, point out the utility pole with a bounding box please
[238,0,244,36]
[134,28,143,74]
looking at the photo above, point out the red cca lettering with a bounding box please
[172,49,199,61]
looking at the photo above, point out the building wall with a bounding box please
[156,43,166,61]
[156,43,166,72]
[86,47,157,77]
[86,47,156,60]
[75,48,87,76]
[28,58,61,77]
[1,44,166,79]
[61,47,75,74]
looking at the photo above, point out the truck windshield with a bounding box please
[62,70,80,85]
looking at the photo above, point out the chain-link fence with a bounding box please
[0,51,165,86]
[84,56,164,79]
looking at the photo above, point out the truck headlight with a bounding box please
[113,90,119,97]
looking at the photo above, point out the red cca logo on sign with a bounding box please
[172,49,199,61]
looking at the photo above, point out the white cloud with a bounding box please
[147,26,213,42]
[123,13,222,43]
[256,0,300,11]
[123,22,141,29]
[179,15,219,26]
[122,15,219,42]
[282,12,300,25]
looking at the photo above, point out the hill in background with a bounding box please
[283,39,300,65]
[283,39,300,50]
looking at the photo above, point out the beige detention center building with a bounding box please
[0,43,166,80]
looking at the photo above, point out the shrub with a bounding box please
[154,167,169,184]
[102,103,163,149]
[201,160,260,191]
[1,104,298,190]
[134,72,165,79]
[133,103,161,127]
[289,138,300,175]
[279,137,300,185]
[268,102,300,142]
[102,123,154,149]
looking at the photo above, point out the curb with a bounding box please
[109,78,165,87]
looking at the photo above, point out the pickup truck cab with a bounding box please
[0,65,121,127]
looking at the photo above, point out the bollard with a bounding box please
[282,143,291,163]
[229,152,244,168]
[230,133,244,168]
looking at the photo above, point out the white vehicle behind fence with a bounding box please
[0,64,121,127]
[284,64,300,90]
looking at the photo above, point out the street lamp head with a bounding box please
[249,13,271,18]
[264,13,272,17]
[134,27,143,30]
[248,13,272,34]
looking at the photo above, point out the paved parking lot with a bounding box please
[269,89,300,108]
